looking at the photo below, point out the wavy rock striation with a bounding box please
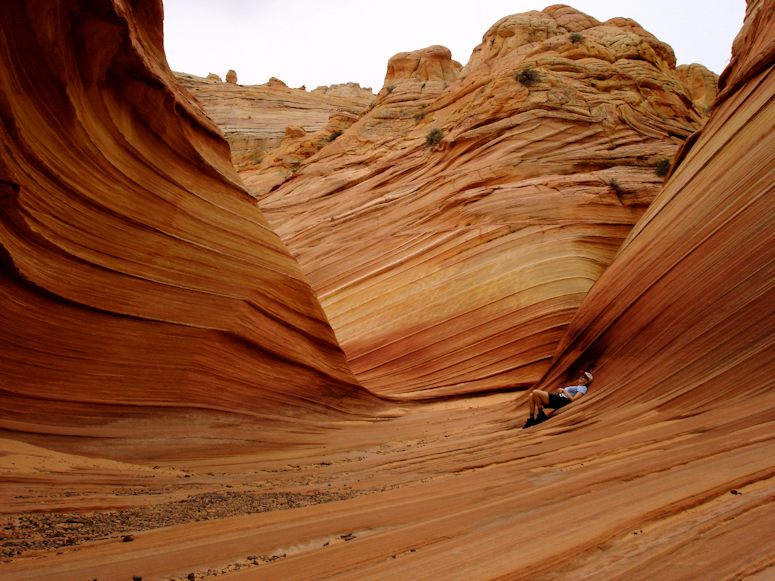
[254,6,715,397]
[0,3,772,580]
[0,0,379,456]
[536,0,774,412]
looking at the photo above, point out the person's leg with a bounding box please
[528,390,550,417]
[524,390,550,428]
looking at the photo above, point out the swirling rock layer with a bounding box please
[0,0,377,454]
[536,0,774,416]
[1,2,773,580]
[256,6,714,397]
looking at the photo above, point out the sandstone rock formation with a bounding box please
[0,1,772,580]
[225,68,238,84]
[0,0,378,457]
[313,82,376,97]
[254,6,715,398]
[676,63,719,113]
[176,72,374,189]
[536,0,773,400]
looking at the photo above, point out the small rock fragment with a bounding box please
[122,535,134,542]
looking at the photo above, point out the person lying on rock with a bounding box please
[522,371,593,429]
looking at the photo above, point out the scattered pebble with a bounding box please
[2,490,357,559]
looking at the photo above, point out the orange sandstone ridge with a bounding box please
[0,0,380,459]
[242,5,717,398]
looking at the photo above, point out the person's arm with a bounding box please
[561,388,584,402]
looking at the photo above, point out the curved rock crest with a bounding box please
[0,0,377,451]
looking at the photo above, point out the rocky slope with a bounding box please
[176,73,374,195]
[250,6,716,397]
[0,0,379,458]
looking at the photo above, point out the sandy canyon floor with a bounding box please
[2,389,774,580]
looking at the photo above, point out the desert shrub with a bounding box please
[515,67,541,86]
[327,130,343,142]
[570,32,584,44]
[655,158,671,177]
[426,128,444,148]
[608,178,624,196]
[415,111,426,122]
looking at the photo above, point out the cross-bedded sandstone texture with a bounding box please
[0,0,379,454]
[228,6,718,397]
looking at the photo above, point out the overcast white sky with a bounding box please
[163,1,745,91]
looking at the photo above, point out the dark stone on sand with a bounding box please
[122,534,134,542]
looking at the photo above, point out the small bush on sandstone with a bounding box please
[515,67,541,86]
[327,130,343,142]
[426,128,444,148]
[655,158,671,177]
[608,178,625,196]
[570,32,584,44]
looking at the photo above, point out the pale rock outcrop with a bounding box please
[225,68,237,83]
[313,82,375,97]
[265,76,287,87]
[284,125,306,138]
[206,72,222,81]
[240,110,362,196]
[384,45,462,86]
[676,63,719,113]
[255,5,715,397]
[176,73,374,182]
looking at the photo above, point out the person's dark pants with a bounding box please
[547,393,571,409]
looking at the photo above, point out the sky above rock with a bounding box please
[163,0,745,91]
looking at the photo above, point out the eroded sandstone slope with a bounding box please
[249,6,717,398]
[536,0,774,413]
[176,73,374,195]
[0,0,380,458]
